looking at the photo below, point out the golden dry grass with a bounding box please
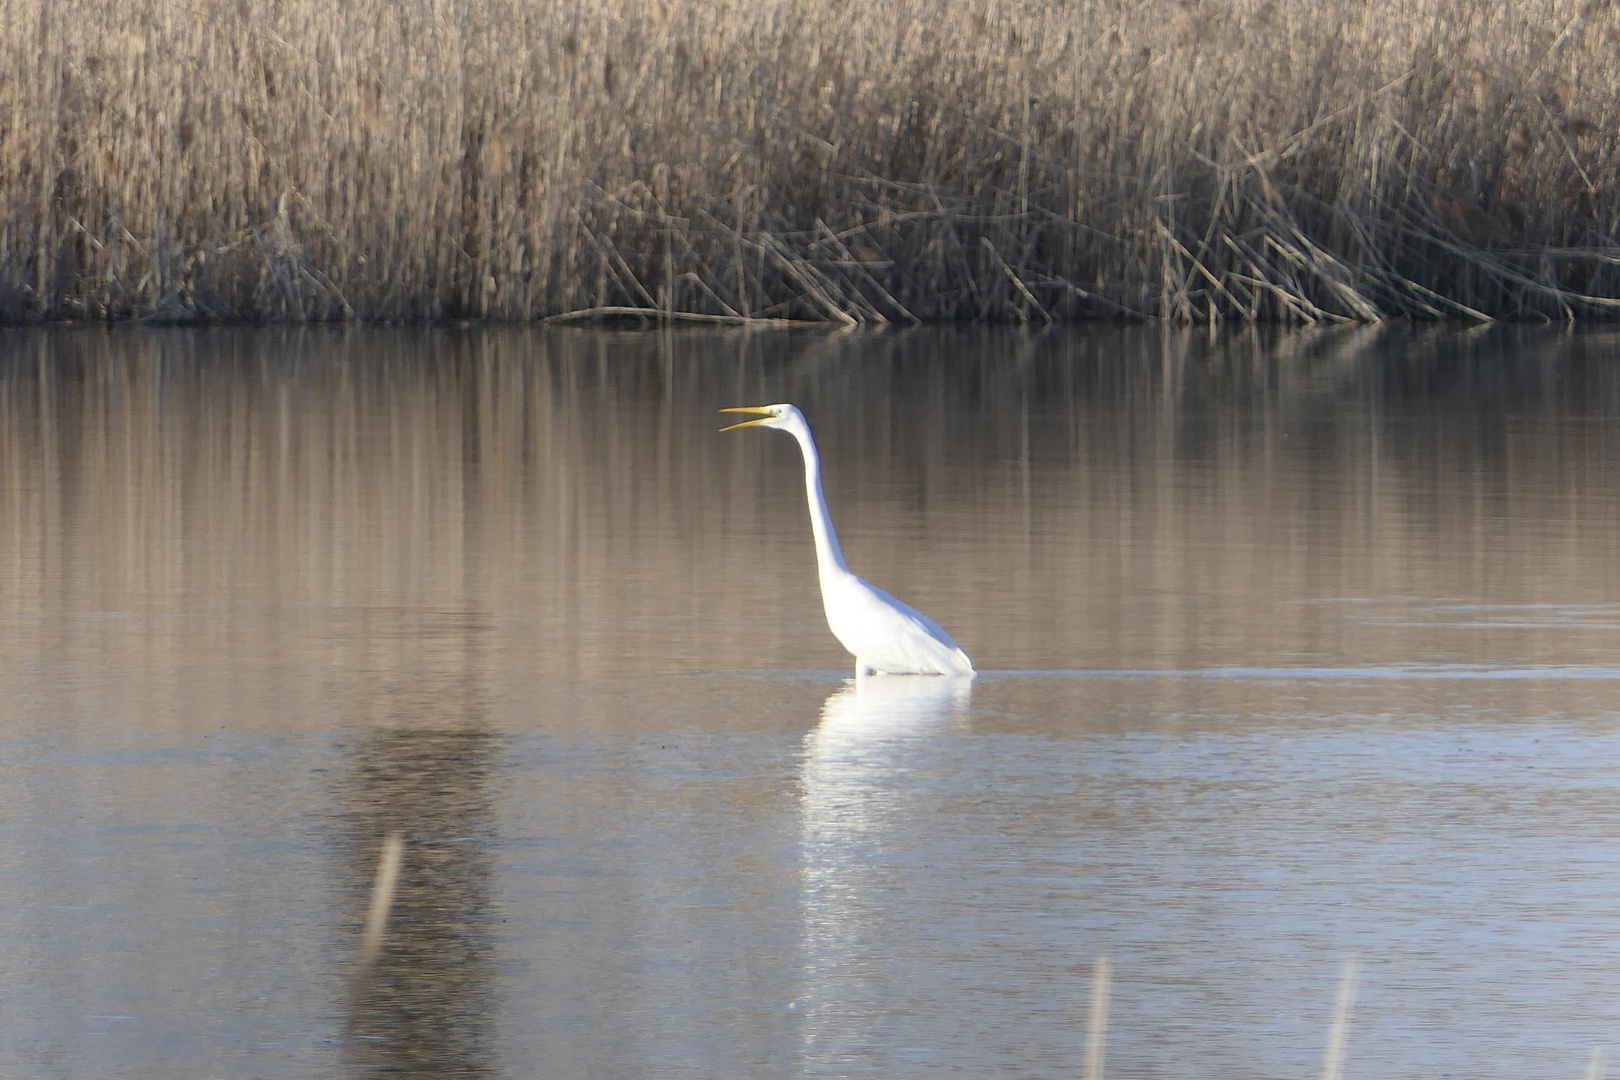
[2,0,1619,323]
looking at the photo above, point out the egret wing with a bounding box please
[823,574,973,675]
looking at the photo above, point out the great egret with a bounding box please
[721,404,974,677]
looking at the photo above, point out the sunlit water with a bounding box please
[2,325,1620,1079]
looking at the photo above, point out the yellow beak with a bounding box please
[719,406,775,432]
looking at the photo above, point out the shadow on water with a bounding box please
[336,608,501,1078]
[341,727,498,1078]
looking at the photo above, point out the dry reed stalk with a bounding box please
[3,0,1620,324]
[1085,955,1111,1080]
[345,830,405,1042]
[1321,952,1360,1080]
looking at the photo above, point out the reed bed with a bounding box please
[2,0,1619,324]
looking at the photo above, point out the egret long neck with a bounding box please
[791,424,849,576]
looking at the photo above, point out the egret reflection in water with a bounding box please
[797,675,973,1067]
[805,675,973,767]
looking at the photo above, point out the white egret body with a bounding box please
[721,404,974,677]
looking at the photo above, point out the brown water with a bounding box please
[2,324,1620,1079]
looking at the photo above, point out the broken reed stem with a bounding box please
[1588,1047,1610,1080]
[3,0,1620,325]
[1321,953,1360,1080]
[543,306,823,326]
[345,830,405,1041]
[1085,956,1111,1080]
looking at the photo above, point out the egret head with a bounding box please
[719,404,805,433]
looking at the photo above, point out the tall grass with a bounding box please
[2,0,1619,324]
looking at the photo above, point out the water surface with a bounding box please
[2,324,1619,1079]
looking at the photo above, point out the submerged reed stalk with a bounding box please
[2,0,1618,323]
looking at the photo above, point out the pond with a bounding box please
[2,323,1619,1079]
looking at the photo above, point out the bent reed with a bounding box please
[2,0,1619,325]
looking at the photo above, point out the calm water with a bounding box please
[2,324,1620,1079]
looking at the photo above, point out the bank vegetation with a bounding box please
[2,0,1619,324]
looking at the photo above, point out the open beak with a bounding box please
[719,406,775,432]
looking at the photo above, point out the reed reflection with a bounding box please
[3,324,1620,684]
[797,675,972,1064]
